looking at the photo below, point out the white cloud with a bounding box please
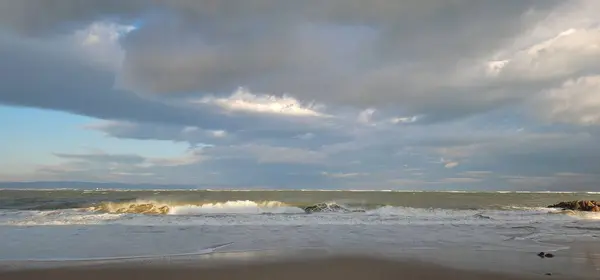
[210,130,227,138]
[444,162,460,169]
[536,75,600,125]
[197,87,328,117]
[514,28,599,79]
[554,172,588,177]
[390,115,419,124]
[486,60,509,76]
[357,108,376,124]
[321,172,367,178]
[72,21,135,72]
[182,126,199,133]
[487,1,600,82]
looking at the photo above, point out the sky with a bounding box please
[1,0,600,191]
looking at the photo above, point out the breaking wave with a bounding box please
[171,201,305,215]
[23,197,591,221]
[90,200,306,215]
[86,200,597,221]
[559,210,600,220]
[4,202,600,227]
[90,200,383,215]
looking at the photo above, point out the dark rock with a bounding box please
[474,213,492,219]
[303,203,345,213]
[548,200,600,212]
[544,253,554,258]
[538,252,545,258]
[302,203,365,214]
[545,273,552,276]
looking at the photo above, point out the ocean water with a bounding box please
[1,190,600,262]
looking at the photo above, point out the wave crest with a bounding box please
[87,200,600,220]
[90,200,304,215]
[91,201,171,214]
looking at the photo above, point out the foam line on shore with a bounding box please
[5,242,234,262]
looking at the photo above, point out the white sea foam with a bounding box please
[367,206,455,216]
[3,203,599,227]
[169,200,305,215]
[3,211,124,226]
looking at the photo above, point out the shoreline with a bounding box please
[0,254,594,280]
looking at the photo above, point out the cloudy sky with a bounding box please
[1,0,600,190]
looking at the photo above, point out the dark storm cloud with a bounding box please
[0,33,334,136]
[0,0,145,35]
[88,120,352,149]
[476,132,600,176]
[0,0,563,121]
[115,0,559,121]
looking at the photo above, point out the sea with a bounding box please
[1,189,600,269]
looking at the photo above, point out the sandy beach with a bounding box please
[1,255,594,280]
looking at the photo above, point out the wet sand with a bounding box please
[0,255,593,280]
[2,241,599,279]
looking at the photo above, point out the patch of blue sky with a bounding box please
[0,105,190,172]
